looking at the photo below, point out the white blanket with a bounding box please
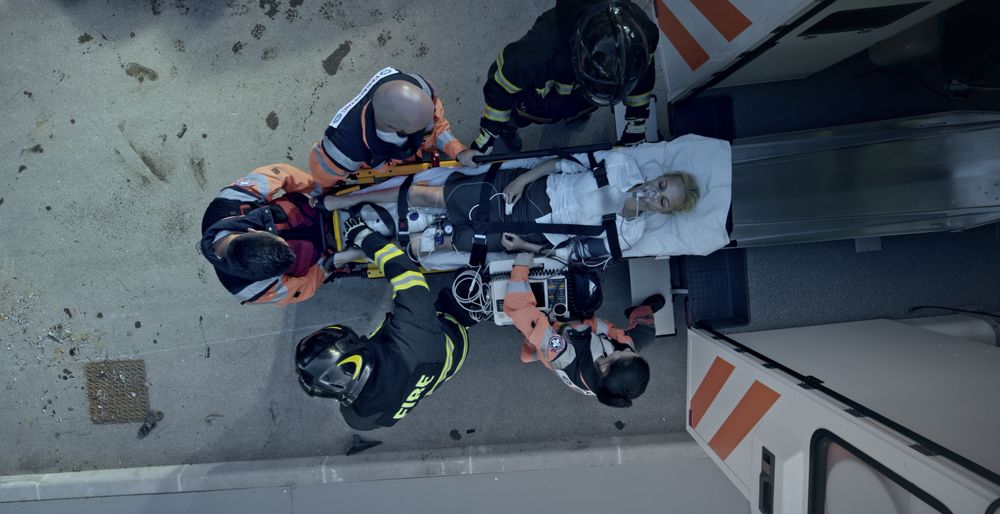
[341,135,732,269]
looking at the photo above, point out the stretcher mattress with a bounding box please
[339,135,732,270]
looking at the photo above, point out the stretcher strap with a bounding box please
[587,152,622,261]
[471,221,605,236]
[469,163,503,267]
[317,212,329,255]
[396,175,415,249]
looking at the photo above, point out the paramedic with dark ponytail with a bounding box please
[293,216,473,430]
[503,252,664,407]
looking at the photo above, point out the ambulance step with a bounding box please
[679,249,750,329]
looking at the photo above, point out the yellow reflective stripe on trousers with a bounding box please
[438,312,469,377]
[554,82,574,95]
[427,336,454,396]
[474,129,494,148]
[390,270,428,293]
[624,91,652,107]
[374,244,404,273]
[493,53,521,94]
[368,318,386,338]
[483,104,511,122]
[534,80,575,97]
[451,325,469,376]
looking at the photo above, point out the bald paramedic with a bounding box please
[308,67,481,191]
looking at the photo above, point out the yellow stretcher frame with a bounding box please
[328,142,617,279]
[330,159,463,279]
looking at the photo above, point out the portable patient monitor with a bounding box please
[488,258,568,326]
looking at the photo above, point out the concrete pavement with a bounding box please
[0,0,681,476]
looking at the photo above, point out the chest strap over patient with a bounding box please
[580,151,623,262]
[467,151,624,267]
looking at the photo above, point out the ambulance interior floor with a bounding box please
[704,31,1000,334]
[2,0,999,478]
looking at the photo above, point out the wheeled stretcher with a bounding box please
[327,135,733,278]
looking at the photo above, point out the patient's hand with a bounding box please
[503,159,558,204]
[502,178,527,205]
[501,233,522,252]
[501,233,531,252]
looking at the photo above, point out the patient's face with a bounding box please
[634,174,687,213]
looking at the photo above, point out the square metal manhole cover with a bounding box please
[84,360,150,424]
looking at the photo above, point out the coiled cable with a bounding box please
[451,268,493,322]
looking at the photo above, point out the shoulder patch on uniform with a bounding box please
[547,335,565,352]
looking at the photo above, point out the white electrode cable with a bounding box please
[451,269,493,322]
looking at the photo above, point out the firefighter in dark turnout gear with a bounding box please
[294,216,471,430]
[471,0,658,154]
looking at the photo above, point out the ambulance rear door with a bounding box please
[686,321,1000,513]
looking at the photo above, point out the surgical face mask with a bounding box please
[375,128,407,146]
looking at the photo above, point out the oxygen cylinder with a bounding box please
[406,210,434,233]
[358,204,394,237]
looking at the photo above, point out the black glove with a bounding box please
[470,127,496,155]
[314,194,331,213]
[616,118,647,147]
[343,216,373,249]
[321,253,339,273]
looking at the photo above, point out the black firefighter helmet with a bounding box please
[570,1,652,106]
[295,325,373,405]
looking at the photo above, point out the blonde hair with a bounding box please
[666,171,700,213]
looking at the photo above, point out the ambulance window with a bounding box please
[809,430,950,514]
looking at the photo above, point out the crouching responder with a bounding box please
[308,66,482,191]
[199,163,359,305]
[294,216,474,430]
[470,0,658,154]
[504,252,665,407]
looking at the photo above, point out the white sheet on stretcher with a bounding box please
[340,135,732,270]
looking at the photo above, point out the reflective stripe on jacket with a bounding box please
[309,67,467,191]
[200,164,327,305]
